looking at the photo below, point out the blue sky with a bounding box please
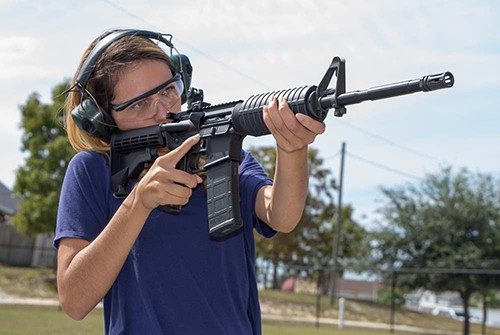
[1,0,499,228]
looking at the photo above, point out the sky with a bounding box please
[0,0,499,229]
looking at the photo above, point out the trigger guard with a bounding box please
[178,143,205,173]
[186,152,202,173]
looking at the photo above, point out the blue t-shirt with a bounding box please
[54,149,275,335]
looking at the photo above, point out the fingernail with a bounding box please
[197,175,203,183]
[296,114,304,123]
[269,96,276,106]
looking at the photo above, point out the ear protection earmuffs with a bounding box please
[70,29,193,142]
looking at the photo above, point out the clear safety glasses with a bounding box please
[110,73,184,117]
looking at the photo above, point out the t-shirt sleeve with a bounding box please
[54,151,111,248]
[239,150,276,238]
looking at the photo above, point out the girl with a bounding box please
[55,29,325,334]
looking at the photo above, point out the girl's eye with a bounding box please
[129,99,147,110]
[160,86,175,96]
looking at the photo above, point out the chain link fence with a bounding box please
[255,260,500,334]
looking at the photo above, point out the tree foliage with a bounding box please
[14,81,75,236]
[249,146,366,288]
[369,166,500,335]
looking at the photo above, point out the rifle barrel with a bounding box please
[321,71,454,108]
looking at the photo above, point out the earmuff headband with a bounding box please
[75,29,175,91]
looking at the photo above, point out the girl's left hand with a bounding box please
[263,96,326,153]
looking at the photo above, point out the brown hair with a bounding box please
[65,32,176,154]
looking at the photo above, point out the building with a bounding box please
[0,180,17,222]
[404,288,464,318]
[281,276,381,302]
[0,180,56,268]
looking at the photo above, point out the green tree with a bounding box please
[369,166,500,335]
[249,146,366,289]
[14,81,75,236]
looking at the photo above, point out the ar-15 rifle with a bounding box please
[110,57,454,238]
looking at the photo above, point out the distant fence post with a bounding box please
[315,269,322,328]
[390,270,397,333]
[338,297,345,329]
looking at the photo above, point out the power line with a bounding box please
[323,151,340,161]
[346,151,422,181]
[102,0,153,28]
[101,0,450,183]
[320,147,423,182]
[387,267,500,275]
[338,119,443,163]
[101,0,273,90]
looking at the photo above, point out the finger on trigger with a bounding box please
[166,134,201,163]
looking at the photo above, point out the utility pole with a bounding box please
[330,141,346,305]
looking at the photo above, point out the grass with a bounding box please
[0,265,57,299]
[1,265,498,335]
[0,304,103,335]
[259,290,499,335]
[264,320,426,335]
[0,304,431,335]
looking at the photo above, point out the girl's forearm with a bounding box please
[262,147,309,232]
[57,188,151,319]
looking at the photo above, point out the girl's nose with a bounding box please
[152,98,176,123]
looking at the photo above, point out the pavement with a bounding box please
[0,287,57,306]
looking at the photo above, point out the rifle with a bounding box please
[110,57,454,238]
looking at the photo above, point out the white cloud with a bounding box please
[0,36,53,81]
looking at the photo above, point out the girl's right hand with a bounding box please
[133,135,203,210]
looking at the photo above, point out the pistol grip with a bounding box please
[158,204,182,214]
[156,180,189,215]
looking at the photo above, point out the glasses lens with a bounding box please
[116,75,184,117]
[158,78,183,107]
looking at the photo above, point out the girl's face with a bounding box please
[110,59,183,131]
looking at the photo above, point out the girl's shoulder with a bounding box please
[71,150,108,164]
[69,150,108,169]
[67,150,110,182]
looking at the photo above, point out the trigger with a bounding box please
[187,153,202,173]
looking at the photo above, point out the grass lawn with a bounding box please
[1,265,498,334]
[0,265,57,299]
[0,304,431,335]
[264,320,427,335]
[0,304,103,335]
